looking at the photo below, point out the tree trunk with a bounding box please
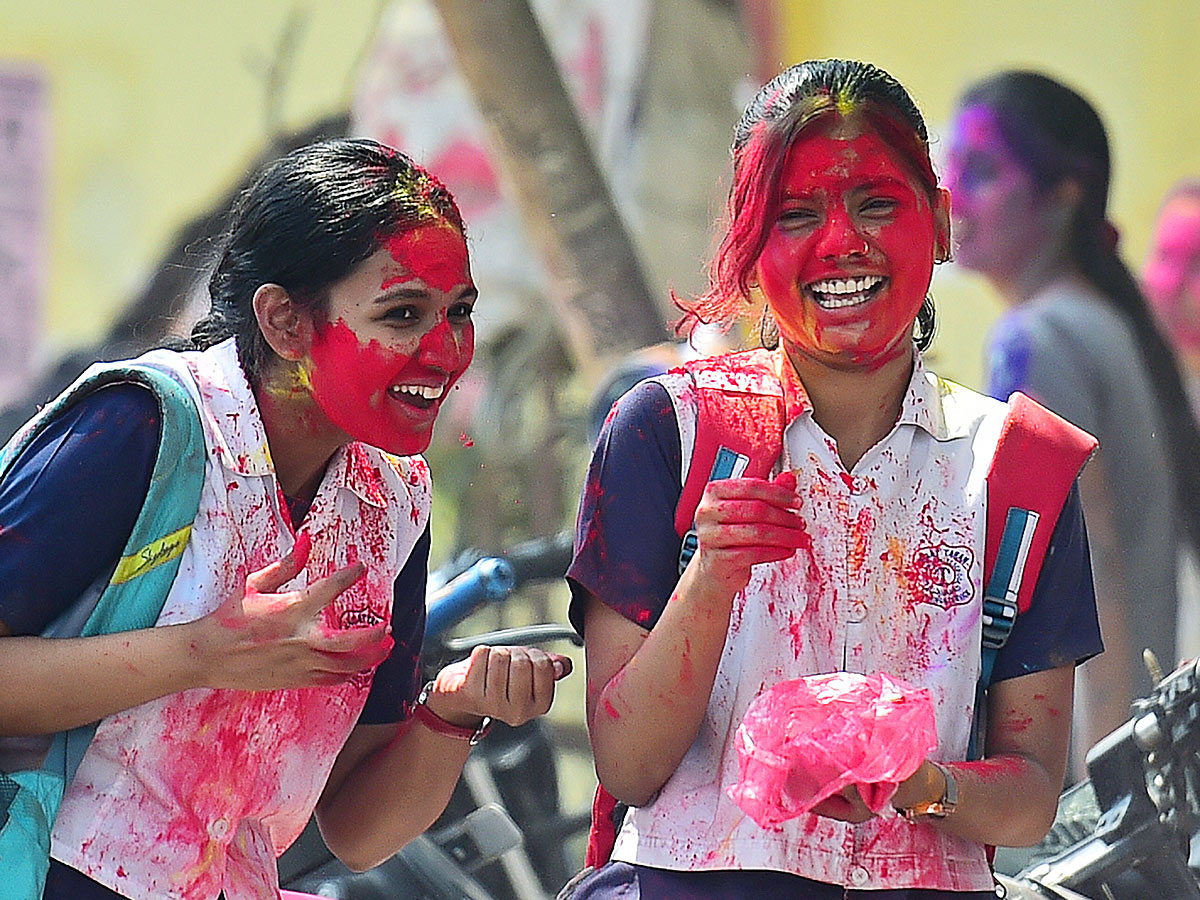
[430,0,667,380]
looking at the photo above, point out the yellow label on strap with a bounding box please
[111,524,193,584]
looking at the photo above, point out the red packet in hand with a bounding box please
[728,671,938,828]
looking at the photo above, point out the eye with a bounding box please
[959,155,999,191]
[777,205,818,229]
[860,197,899,218]
[379,305,420,325]
[448,300,475,323]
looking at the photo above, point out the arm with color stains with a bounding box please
[0,539,390,735]
[584,473,805,807]
[314,644,570,871]
[886,663,1075,846]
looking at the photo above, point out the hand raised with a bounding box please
[422,645,573,729]
[193,532,392,691]
[690,469,805,595]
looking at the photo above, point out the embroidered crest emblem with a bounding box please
[910,543,976,609]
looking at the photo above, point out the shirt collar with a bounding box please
[772,347,964,441]
[191,339,391,509]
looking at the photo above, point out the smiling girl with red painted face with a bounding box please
[0,140,569,900]
[566,61,1101,899]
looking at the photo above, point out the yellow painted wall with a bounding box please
[0,0,384,361]
[777,0,1200,389]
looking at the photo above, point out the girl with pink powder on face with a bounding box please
[1144,180,1200,417]
[566,60,1101,899]
[0,139,570,900]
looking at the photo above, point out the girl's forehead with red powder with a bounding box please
[779,121,931,208]
[379,220,472,295]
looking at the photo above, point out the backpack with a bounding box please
[0,361,206,900]
[581,351,1097,871]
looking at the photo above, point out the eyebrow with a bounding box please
[371,284,479,305]
[781,175,912,200]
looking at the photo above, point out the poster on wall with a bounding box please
[0,66,47,409]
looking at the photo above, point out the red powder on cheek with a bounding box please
[308,319,438,455]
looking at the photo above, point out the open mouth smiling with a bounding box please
[805,275,887,309]
[387,383,445,410]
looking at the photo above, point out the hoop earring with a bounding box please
[759,308,779,350]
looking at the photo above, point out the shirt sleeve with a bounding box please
[566,380,684,636]
[991,483,1104,681]
[359,523,430,724]
[987,312,1102,437]
[0,383,160,636]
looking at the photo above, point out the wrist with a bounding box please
[413,681,492,744]
[174,619,217,690]
[897,760,958,821]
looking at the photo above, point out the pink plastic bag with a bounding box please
[728,671,938,828]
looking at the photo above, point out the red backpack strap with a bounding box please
[674,353,788,537]
[971,391,1097,766]
[585,354,787,870]
[983,392,1098,617]
[584,786,621,869]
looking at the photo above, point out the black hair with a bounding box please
[191,138,464,382]
[960,71,1200,552]
[683,59,942,351]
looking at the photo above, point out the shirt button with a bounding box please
[209,817,231,839]
[847,603,868,623]
[849,865,870,886]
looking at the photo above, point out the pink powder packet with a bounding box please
[728,671,938,828]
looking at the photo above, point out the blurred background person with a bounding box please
[944,70,1200,779]
[1143,181,1200,417]
[1143,180,1200,664]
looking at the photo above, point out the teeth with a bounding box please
[388,384,444,400]
[807,275,885,309]
[808,276,884,295]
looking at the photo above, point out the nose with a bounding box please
[814,204,869,260]
[417,315,466,373]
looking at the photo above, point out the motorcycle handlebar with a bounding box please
[425,556,516,638]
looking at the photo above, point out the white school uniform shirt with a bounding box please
[610,349,1004,892]
[52,339,432,900]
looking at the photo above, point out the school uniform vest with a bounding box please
[610,349,1002,892]
[50,339,432,900]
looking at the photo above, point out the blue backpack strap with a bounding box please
[969,508,1040,759]
[4,362,207,791]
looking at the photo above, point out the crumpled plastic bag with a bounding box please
[728,671,938,828]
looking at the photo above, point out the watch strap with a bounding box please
[413,681,493,745]
[900,760,958,820]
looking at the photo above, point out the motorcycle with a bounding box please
[997,655,1200,899]
[278,532,587,900]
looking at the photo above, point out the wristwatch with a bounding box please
[900,761,958,820]
[413,681,493,745]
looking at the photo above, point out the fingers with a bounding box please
[440,645,570,726]
[294,561,367,618]
[244,531,313,594]
[702,477,801,509]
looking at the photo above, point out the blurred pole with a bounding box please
[430,0,668,381]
